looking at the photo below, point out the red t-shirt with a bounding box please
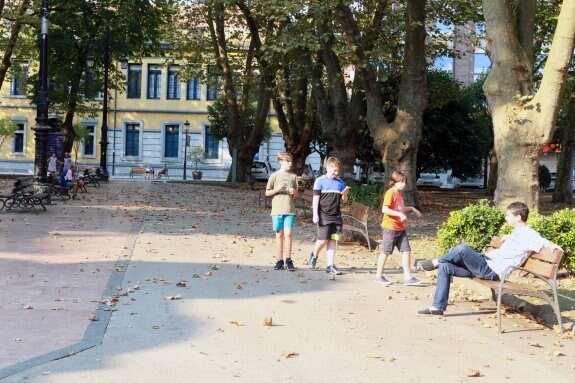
[381,188,405,231]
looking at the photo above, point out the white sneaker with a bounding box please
[374,276,393,286]
[404,277,424,286]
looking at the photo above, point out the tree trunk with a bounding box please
[297,16,360,182]
[336,0,426,207]
[208,2,270,182]
[486,150,498,196]
[483,0,575,209]
[552,87,575,203]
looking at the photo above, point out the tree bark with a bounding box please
[483,0,575,209]
[552,86,575,203]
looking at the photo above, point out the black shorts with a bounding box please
[381,229,411,254]
[317,223,342,240]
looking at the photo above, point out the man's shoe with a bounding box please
[326,264,342,275]
[404,277,425,286]
[274,260,284,270]
[374,276,393,286]
[417,308,444,315]
[308,252,318,269]
[285,258,295,272]
[417,260,437,272]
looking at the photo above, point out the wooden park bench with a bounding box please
[130,167,147,178]
[342,202,372,250]
[471,236,564,333]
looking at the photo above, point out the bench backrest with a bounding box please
[523,246,563,280]
[347,202,369,223]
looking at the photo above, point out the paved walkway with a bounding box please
[0,180,574,382]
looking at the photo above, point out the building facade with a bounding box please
[0,57,316,179]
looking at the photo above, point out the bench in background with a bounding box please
[130,167,147,178]
[342,202,372,250]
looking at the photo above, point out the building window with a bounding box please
[127,64,142,99]
[10,62,28,96]
[204,127,219,160]
[167,66,180,100]
[186,77,201,100]
[206,66,221,101]
[164,124,179,158]
[147,65,161,99]
[125,123,140,157]
[82,125,96,157]
[12,122,25,154]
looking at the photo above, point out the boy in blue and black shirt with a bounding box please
[308,157,350,274]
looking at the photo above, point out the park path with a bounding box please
[0,180,574,382]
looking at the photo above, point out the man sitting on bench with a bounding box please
[63,165,85,200]
[416,201,558,316]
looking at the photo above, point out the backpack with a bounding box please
[59,173,67,187]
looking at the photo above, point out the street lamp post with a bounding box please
[100,29,110,171]
[87,30,127,173]
[183,120,190,180]
[32,0,50,182]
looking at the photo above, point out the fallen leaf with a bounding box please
[282,351,297,358]
[465,369,480,377]
[229,320,245,326]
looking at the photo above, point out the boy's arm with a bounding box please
[341,186,350,203]
[381,205,407,222]
[406,206,422,217]
[312,195,320,223]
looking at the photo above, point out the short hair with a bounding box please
[506,201,529,222]
[326,157,340,169]
[388,170,407,188]
[277,152,293,162]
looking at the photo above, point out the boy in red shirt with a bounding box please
[375,170,423,286]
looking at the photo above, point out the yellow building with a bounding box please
[0,57,236,179]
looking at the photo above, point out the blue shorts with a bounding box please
[272,214,295,232]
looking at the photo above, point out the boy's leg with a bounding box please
[275,229,285,260]
[375,252,390,278]
[326,239,336,266]
[283,215,296,271]
[272,216,285,270]
[439,244,496,278]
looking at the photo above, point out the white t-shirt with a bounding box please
[486,225,554,278]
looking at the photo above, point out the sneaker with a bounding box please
[417,260,437,272]
[273,260,284,270]
[326,264,342,275]
[404,277,424,286]
[285,258,295,272]
[308,252,318,269]
[417,307,444,315]
[374,276,392,286]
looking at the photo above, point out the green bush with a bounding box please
[347,183,385,210]
[438,201,575,271]
[436,199,505,253]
